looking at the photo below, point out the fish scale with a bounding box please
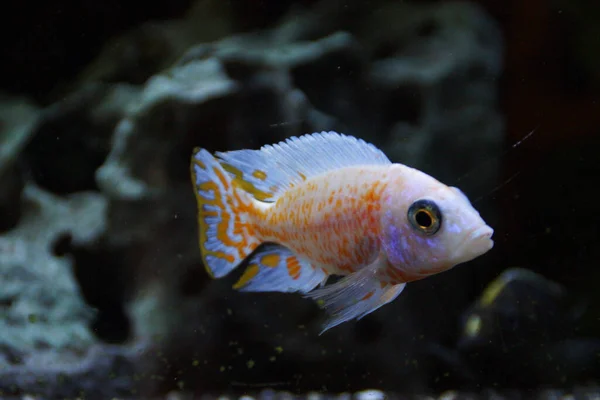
[257,166,387,272]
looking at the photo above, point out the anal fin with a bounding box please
[234,244,327,294]
[305,256,406,334]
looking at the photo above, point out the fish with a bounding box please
[190,131,494,333]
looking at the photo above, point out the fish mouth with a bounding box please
[453,225,494,263]
[469,225,494,251]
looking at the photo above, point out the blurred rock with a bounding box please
[0,96,39,176]
[458,268,572,348]
[73,0,235,87]
[0,183,108,393]
[23,83,137,195]
[0,343,141,399]
[162,386,600,400]
[96,58,238,202]
[423,268,600,389]
[269,0,505,196]
[0,96,39,232]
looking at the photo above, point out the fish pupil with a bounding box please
[407,199,442,235]
[416,210,433,228]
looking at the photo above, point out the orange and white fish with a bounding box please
[190,132,494,333]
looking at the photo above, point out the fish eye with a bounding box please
[407,199,442,235]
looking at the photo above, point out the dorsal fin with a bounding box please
[216,131,391,202]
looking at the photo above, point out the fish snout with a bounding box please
[470,225,494,252]
[452,225,494,263]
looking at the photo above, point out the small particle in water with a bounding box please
[219,366,225,372]
[269,356,276,362]
[298,324,305,329]
[192,360,199,366]
[275,346,283,354]
[247,359,255,369]
[227,308,232,315]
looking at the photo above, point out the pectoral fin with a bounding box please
[305,256,406,334]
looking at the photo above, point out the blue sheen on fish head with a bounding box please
[379,165,494,281]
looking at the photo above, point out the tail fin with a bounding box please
[190,148,261,278]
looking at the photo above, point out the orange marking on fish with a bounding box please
[339,264,354,273]
[193,180,236,266]
[387,266,424,283]
[386,267,402,282]
[193,159,206,169]
[198,182,215,192]
[233,166,392,280]
[202,167,252,260]
[361,291,374,301]
[261,254,280,268]
[212,167,230,189]
[221,164,274,201]
[286,257,302,280]
[252,170,268,180]
[233,264,259,289]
